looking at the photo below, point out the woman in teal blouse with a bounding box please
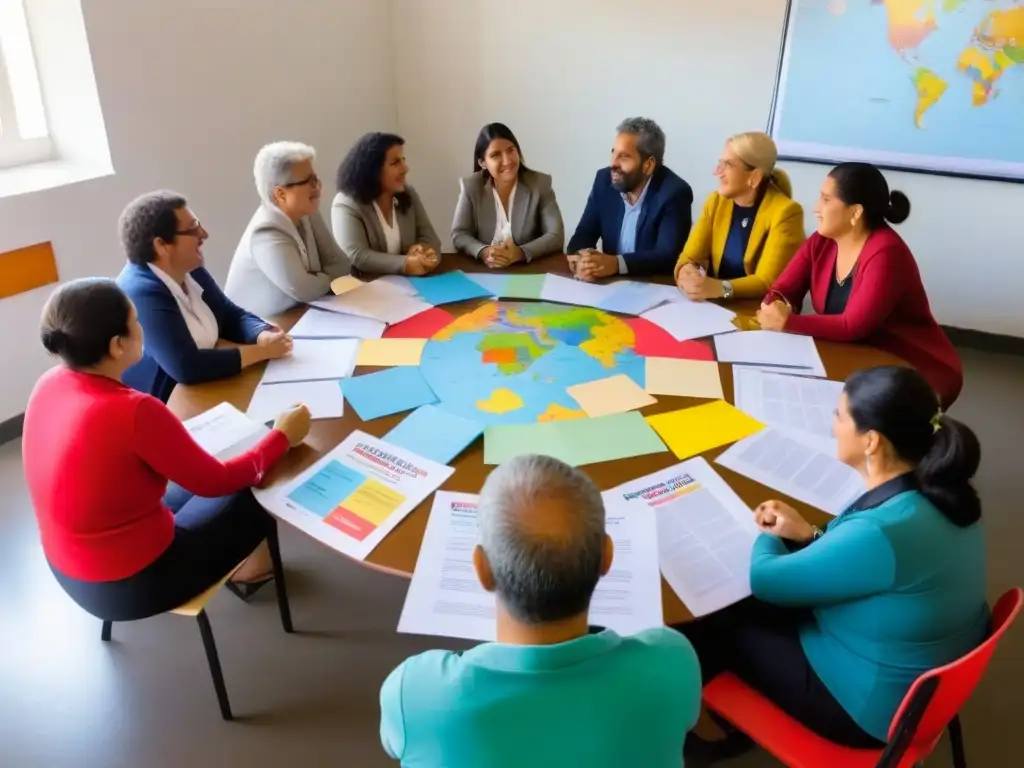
[682,365,988,759]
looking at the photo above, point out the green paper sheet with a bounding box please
[483,411,667,466]
[499,274,546,300]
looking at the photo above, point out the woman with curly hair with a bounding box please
[331,132,442,275]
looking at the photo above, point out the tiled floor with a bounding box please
[1,347,1021,767]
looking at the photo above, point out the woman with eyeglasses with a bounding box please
[115,191,293,403]
[675,132,804,302]
[225,141,352,317]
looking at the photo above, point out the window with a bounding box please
[0,0,52,169]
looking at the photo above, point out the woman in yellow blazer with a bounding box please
[675,132,805,301]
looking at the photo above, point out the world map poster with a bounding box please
[769,0,1024,181]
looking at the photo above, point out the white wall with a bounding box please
[394,0,1024,337]
[0,0,397,420]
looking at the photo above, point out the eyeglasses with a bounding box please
[175,221,205,237]
[281,173,322,189]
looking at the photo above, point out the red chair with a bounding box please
[702,588,1022,768]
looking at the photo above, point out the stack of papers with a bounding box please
[605,458,761,617]
[262,338,360,384]
[483,411,667,466]
[646,401,764,460]
[714,330,827,378]
[183,402,270,460]
[256,431,455,561]
[407,271,493,305]
[311,280,432,324]
[641,301,737,342]
[716,428,865,515]
[289,308,386,340]
[397,491,665,641]
[246,380,345,423]
[732,367,844,454]
[341,366,438,421]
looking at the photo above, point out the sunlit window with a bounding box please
[0,0,53,169]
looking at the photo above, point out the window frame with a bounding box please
[0,0,54,170]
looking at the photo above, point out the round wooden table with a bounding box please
[169,254,903,624]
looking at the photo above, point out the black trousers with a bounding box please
[677,598,886,749]
[52,485,273,622]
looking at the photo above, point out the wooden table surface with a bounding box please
[169,253,902,625]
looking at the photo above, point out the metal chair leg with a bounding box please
[195,609,233,721]
[100,620,112,642]
[948,715,967,768]
[266,521,293,634]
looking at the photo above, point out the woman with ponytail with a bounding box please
[675,131,805,301]
[758,162,963,408]
[679,365,988,760]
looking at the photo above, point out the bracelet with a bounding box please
[810,526,824,541]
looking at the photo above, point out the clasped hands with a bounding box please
[675,262,724,301]
[481,239,525,269]
[403,243,441,276]
[569,249,618,282]
[256,325,293,360]
[755,297,792,331]
[754,500,817,543]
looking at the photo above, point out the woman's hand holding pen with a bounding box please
[677,263,723,301]
[756,290,792,331]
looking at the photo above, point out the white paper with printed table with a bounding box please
[397,491,665,641]
[604,458,761,617]
[255,431,455,561]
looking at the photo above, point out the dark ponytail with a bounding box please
[844,366,981,527]
[829,162,911,230]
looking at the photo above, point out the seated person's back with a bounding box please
[380,454,701,768]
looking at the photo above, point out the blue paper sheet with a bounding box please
[464,273,506,296]
[383,404,484,464]
[408,271,494,306]
[341,367,438,421]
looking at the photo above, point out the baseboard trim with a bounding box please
[0,413,24,446]
[943,326,1024,357]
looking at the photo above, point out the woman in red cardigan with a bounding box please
[22,278,311,621]
[757,162,962,408]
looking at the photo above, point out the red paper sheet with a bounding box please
[625,317,716,361]
[383,307,455,339]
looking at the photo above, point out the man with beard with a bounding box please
[567,117,693,280]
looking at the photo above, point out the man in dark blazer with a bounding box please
[567,117,693,279]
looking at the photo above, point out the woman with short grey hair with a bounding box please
[225,141,352,317]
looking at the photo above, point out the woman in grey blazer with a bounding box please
[451,123,564,267]
[331,132,442,276]
[225,141,352,318]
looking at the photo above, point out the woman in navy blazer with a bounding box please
[116,191,292,403]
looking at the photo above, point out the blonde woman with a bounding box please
[675,132,804,301]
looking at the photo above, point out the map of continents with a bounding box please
[771,0,1024,180]
[418,302,646,426]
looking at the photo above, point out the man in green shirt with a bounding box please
[379,454,702,767]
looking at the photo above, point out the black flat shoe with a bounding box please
[683,731,756,763]
[225,575,274,603]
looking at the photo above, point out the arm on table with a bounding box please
[330,199,405,274]
[729,202,806,299]
[566,171,604,254]
[765,236,814,307]
[409,187,442,255]
[250,228,334,302]
[194,268,271,344]
[450,178,490,259]
[519,182,565,261]
[674,196,715,280]
[623,185,694,276]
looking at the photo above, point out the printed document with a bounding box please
[289,308,386,340]
[261,338,360,384]
[605,459,761,617]
[397,491,665,641]
[715,330,826,378]
[183,402,269,460]
[733,367,843,454]
[716,427,865,515]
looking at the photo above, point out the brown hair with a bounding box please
[40,278,132,369]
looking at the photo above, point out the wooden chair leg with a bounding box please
[267,521,293,634]
[948,715,967,768]
[101,620,113,642]
[195,609,233,721]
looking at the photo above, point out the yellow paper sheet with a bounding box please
[356,338,427,367]
[331,275,367,296]
[566,374,657,418]
[646,401,764,459]
[644,358,724,400]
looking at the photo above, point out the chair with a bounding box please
[702,587,1023,768]
[100,520,293,721]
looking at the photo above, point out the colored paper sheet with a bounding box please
[625,318,715,361]
[646,401,765,460]
[375,274,417,296]
[356,338,426,367]
[566,374,657,418]
[384,404,484,464]
[408,271,493,305]
[341,367,438,421]
[383,307,456,339]
[330,275,367,296]
[483,411,667,467]
[465,273,506,295]
[644,358,724,400]
[597,281,675,316]
[500,274,546,300]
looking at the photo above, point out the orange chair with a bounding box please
[702,587,1022,768]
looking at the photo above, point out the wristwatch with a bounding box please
[721,280,734,300]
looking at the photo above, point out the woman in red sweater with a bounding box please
[756,163,962,408]
[22,278,310,620]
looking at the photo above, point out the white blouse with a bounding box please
[491,182,517,245]
[148,264,219,350]
[374,199,402,255]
